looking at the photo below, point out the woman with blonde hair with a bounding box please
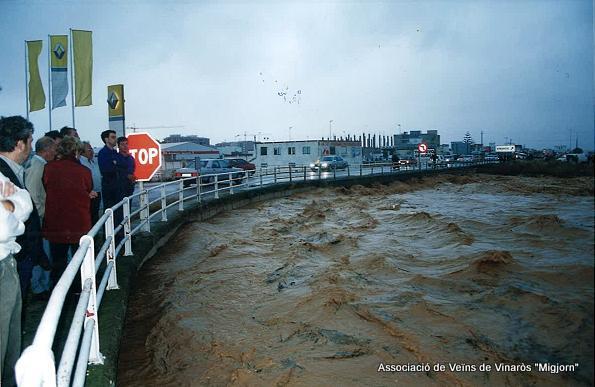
[42,136,97,290]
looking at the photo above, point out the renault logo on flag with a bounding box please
[107,91,119,109]
[53,43,65,60]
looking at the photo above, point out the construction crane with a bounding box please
[235,131,272,143]
[125,125,185,133]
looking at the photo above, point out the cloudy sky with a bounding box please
[1,0,593,150]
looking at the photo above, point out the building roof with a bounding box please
[161,142,219,152]
[256,139,360,145]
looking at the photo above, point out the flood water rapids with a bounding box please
[118,174,594,386]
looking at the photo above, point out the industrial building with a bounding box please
[254,139,363,168]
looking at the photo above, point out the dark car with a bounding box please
[198,159,245,185]
[228,158,256,175]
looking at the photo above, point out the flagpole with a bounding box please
[69,28,75,128]
[25,41,29,120]
[47,35,52,130]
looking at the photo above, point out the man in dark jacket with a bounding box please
[116,136,136,197]
[97,130,120,208]
[0,116,50,297]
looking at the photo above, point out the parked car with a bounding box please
[399,158,417,166]
[485,154,499,161]
[199,159,245,184]
[228,158,256,175]
[459,155,474,162]
[174,162,199,187]
[174,159,246,186]
[310,156,349,171]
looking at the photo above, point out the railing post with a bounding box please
[197,175,202,203]
[333,166,336,179]
[289,165,292,183]
[123,198,133,256]
[318,166,321,180]
[229,172,234,194]
[104,209,119,290]
[161,184,167,221]
[139,182,150,232]
[347,165,350,177]
[303,166,306,181]
[360,164,362,176]
[79,235,103,364]
[381,164,384,175]
[178,179,184,211]
[259,170,263,187]
[214,175,219,199]
[274,167,277,183]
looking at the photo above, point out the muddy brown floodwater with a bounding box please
[118,174,594,386]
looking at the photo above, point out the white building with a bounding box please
[254,140,362,168]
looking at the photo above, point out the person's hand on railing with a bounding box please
[89,191,99,199]
[127,174,136,183]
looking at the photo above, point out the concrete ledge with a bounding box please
[84,167,471,386]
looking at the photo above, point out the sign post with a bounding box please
[417,143,427,170]
[107,84,125,138]
[127,132,161,232]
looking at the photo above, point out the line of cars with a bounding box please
[174,158,255,186]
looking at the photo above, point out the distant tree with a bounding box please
[571,147,583,154]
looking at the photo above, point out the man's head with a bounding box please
[101,130,117,148]
[117,136,129,155]
[60,126,79,138]
[81,141,94,160]
[35,136,57,162]
[0,115,34,164]
[44,130,63,145]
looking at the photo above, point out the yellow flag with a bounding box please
[72,30,92,106]
[26,40,46,112]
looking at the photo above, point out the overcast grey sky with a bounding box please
[1,0,593,150]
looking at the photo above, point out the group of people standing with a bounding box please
[0,116,135,386]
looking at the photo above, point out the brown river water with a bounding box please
[118,174,594,386]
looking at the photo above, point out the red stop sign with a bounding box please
[126,132,162,181]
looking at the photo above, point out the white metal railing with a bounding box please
[14,159,495,386]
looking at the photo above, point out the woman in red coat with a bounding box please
[43,136,97,289]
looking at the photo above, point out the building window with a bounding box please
[288,147,296,155]
[260,147,268,156]
[274,147,281,155]
[330,146,336,155]
[302,146,311,155]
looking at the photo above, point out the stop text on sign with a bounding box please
[129,148,159,165]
